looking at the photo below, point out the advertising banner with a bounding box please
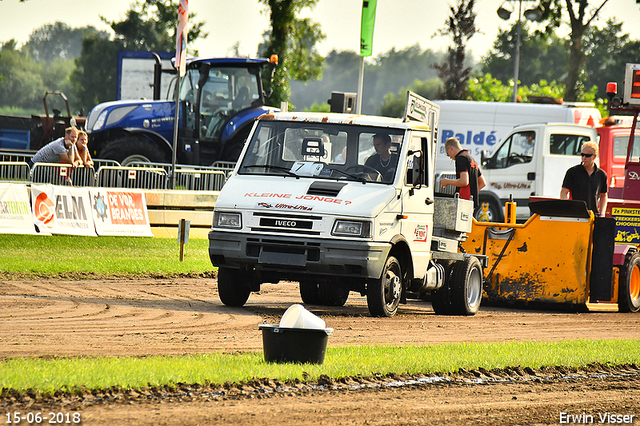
[0,183,37,235]
[31,184,97,236]
[612,206,640,246]
[89,188,153,237]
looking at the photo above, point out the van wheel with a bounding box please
[299,281,322,305]
[217,267,251,307]
[450,257,483,315]
[619,252,640,313]
[474,199,503,223]
[367,256,402,317]
[318,282,349,307]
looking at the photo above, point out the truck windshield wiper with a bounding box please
[242,164,300,178]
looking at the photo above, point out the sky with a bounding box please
[1,0,639,62]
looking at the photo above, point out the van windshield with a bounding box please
[239,121,404,184]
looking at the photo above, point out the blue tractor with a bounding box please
[85,56,278,166]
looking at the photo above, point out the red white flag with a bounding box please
[176,0,188,77]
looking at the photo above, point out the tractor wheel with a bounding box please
[220,126,252,162]
[367,256,402,317]
[100,135,169,166]
[318,282,349,307]
[299,281,322,305]
[217,267,251,307]
[619,252,640,313]
[449,257,483,315]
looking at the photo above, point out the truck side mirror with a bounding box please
[481,150,488,164]
[408,151,423,187]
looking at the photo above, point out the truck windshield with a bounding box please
[239,121,404,184]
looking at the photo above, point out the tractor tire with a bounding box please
[619,252,640,313]
[217,267,251,307]
[367,256,402,317]
[100,135,169,166]
[449,257,483,315]
[318,282,349,307]
[299,281,322,305]
[220,126,252,162]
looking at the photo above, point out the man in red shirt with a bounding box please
[440,137,486,208]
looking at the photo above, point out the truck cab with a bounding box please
[85,57,277,166]
[208,92,486,318]
[477,123,598,221]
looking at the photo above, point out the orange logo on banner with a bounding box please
[107,192,147,225]
[34,192,55,228]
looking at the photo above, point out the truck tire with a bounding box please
[619,252,640,313]
[100,135,169,166]
[299,281,322,305]
[431,260,454,315]
[318,282,349,307]
[217,267,251,307]
[220,125,252,162]
[475,198,503,223]
[367,256,402,317]
[449,257,483,315]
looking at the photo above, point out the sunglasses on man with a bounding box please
[581,153,594,158]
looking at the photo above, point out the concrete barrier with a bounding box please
[143,189,218,239]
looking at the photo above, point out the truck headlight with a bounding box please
[213,211,242,229]
[332,220,371,237]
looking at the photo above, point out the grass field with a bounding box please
[1,234,639,394]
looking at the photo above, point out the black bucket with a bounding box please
[259,324,333,364]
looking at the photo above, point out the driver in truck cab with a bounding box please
[364,133,398,182]
[440,136,487,208]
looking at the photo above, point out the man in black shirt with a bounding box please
[440,137,486,208]
[560,141,608,216]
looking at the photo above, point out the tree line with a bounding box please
[0,0,638,119]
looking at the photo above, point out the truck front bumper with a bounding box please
[208,230,391,280]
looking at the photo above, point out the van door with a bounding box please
[401,133,434,278]
[483,129,537,212]
[540,131,595,197]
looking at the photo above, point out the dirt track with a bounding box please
[1,277,640,425]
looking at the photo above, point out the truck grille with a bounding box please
[251,212,322,235]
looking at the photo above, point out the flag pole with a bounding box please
[172,0,188,189]
[358,0,377,115]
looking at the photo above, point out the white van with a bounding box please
[435,100,602,173]
[474,122,598,221]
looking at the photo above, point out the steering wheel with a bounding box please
[346,165,383,182]
[508,153,526,164]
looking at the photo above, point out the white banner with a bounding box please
[0,183,37,235]
[89,188,153,237]
[31,184,97,236]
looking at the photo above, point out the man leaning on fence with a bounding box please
[28,126,83,169]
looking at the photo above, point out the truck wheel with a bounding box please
[431,260,454,315]
[299,281,322,305]
[220,126,252,162]
[318,282,349,307]
[367,256,402,317]
[100,136,169,166]
[474,199,503,223]
[217,267,251,307]
[619,252,640,313]
[450,257,483,315]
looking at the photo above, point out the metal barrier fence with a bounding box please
[31,163,96,187]
[0,157,230,191]
[0,150,34,163]
[96,166,168,189]
[0,162,30,183]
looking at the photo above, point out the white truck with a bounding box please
[434,100,602,174]
[466,122,598,222]
[208,92,486,317]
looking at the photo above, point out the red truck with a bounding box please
[597,116,639,199]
